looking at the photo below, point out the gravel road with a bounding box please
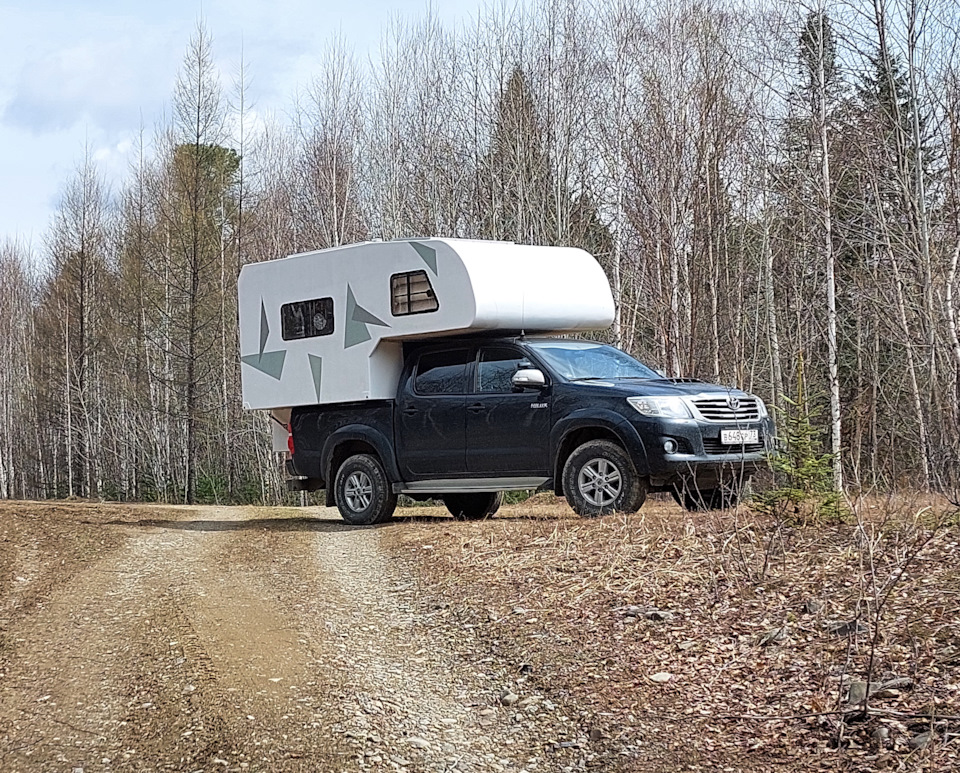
[0,505,583,773]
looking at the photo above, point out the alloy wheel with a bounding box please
[344,470,373,512]
[577,458,623,508]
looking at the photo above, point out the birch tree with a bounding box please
[42,151,112,498]
[800,7,844,491]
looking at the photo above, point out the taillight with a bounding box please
[287,423,295,456]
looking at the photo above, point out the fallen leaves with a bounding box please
[390,493,960,771]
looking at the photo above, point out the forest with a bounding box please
[0,0,958,504]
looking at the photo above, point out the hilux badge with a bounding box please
[727,396,740,411]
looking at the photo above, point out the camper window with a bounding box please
[391,270,438,316]
[280,297,335,340]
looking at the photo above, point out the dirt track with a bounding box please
[0,503,572,773]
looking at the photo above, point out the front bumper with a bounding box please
[631,415,776,487]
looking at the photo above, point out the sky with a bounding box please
[0,0,475,249]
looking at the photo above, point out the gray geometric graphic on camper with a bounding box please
[240,297,287,379]
[308,354,323,402]
[410,241,438,274]
[259,299,269,356]
[345,285,389,348]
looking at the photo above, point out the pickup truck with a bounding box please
[287,336,775,525]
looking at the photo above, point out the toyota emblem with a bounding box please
[727,396,740,411]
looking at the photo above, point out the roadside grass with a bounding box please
[386,493,960,771]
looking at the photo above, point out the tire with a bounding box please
[562,440,646,517]
[672,483,742,512]
[334,454,397,525]
[443,492,503,520]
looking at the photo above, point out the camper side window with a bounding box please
[415,349,471,395]
[391,270,438,316]
[280,297,335,340]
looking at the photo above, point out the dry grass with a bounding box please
[386,493,960,771]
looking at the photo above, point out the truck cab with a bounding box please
[289,336,773,524]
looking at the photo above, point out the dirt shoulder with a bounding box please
[388,494,960,772]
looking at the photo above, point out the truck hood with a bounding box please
[562,378,753,400]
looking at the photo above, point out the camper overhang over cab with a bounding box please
[237,238,614,448]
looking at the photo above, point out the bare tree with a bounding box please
[152,21,237,503]
[41,150,112,498]
[0,240,37,498]
[294,36,366,250]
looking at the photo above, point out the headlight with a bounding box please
[753,396,769,418]
[627,396,692,419]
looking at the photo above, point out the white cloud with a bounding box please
[0,0,482,241]
[2,20,180,133]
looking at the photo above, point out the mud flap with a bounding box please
[286,477,323,493]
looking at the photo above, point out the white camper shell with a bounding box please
[238,238,614,446]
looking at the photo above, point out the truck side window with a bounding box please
[391,270,438,316]
[415,349,471,395]
[477,348,527,393]
[280,297,334,340]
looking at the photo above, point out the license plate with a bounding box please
[720,429,759,445]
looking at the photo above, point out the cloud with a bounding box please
[2,29,180,134]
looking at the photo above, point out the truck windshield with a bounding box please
[527,341,659,381]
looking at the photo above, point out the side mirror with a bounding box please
[512,368,546,390]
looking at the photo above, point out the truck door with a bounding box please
[466,346,551,475]
[397,347,471,478]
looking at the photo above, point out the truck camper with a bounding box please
[239,238,773,524]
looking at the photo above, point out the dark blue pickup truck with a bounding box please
[288,337,774,525]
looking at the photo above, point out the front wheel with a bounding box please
[562,440,646,517]
[443,492,503,520]
[334,454,397,525]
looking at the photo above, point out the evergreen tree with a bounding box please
[480,68,554,243]
[478,67,613,258]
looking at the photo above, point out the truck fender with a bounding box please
[550,410,650,480]
[321,425,403,489]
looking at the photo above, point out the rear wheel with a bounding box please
[334,454,397,525]
[562,440,646,517]
[443,492,503,520]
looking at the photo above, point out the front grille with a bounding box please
[690,395,760,422]
[702,437,765,455]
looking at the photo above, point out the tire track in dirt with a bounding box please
[295,524,523,773]
[230,510,579,773]
[0,506,350,772]
[200,508,560,773]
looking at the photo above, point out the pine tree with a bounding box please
[756,355,842,522]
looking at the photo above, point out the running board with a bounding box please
[397,477,550,494]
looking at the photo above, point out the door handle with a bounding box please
[467,403,485,413]
[402,407,418,417]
